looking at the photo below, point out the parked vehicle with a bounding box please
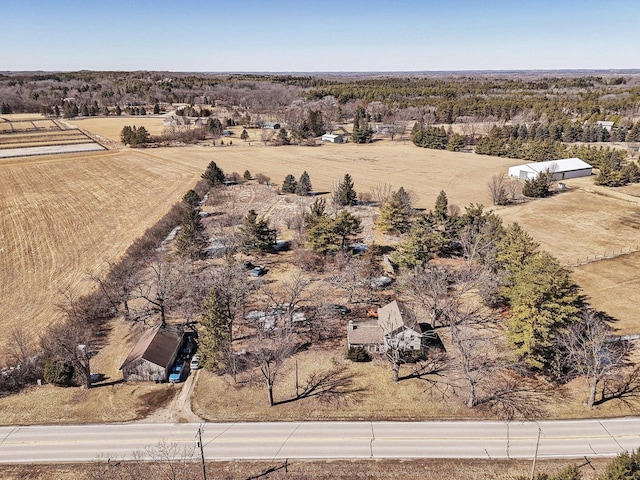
[169,361,185,383]
[190,355,200,370]
[327,304,351,315]
[250,265,268,277]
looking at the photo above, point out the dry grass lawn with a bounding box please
[67,116,168,141]
[0,149,205,354]
[495,181,640,331]
[571,252,640,334]
[2,458,611,480]
[495,185,640,264]
[152,142,517,209]
[192,342,640,422]
[0,317,178,425]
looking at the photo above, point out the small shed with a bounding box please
[263,122,281,129]
[322,133,343,143]
[120,325,184,382]
[508,157,592,181]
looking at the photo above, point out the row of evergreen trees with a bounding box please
[281,171,312,196]
[120,125,151,147]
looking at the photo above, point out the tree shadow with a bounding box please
[595,366,640,406]
[245,460,290,479]
[91,377,124,388]
[273,365,367,406]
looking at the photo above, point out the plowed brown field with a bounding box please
[0,149,204,353]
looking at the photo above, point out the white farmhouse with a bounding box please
[321,133,343,143]
[508,158,592,181]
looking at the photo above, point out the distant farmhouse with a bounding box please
[508,157,592,181]
[373,124,395,135]
[322,133,343,143]
[120,325,184,382]
[347,300,426,354]
[262,122,281,129]
[596,120,614,132]
[163,116,204,128]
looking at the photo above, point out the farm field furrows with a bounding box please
[0,150,204,353]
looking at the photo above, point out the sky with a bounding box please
[1,0,638,72]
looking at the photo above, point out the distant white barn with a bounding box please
[322,133,343,143]
[508,158,592,181]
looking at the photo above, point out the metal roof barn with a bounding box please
[508,157,592,181]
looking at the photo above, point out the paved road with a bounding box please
[1,418,639,464]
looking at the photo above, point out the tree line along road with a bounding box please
[0,419,639,464]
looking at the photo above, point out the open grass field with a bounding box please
[571,252,640,334]
[68,115,168,142]
[152,143,517,209]
[0,149,205,354]
[495,180,640,331]
[495,184,640,264]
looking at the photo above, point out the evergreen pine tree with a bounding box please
[240,129,249,141]
[281,174,298,193]
[296,171,312,196]
[201,161,226,187]
[599,449,640,480]
[198,288,231,372]
[335,173,357,206]
[304,198,327,229]
[182,189,201,208]
[390,215,444,269]
[376,188,412,233]
[351,106,374,143]
[236,209,276,254]
[434,190,449,222]
[505,251,582,369]
[175,206,208,260]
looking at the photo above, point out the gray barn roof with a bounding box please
[120,325,182,370]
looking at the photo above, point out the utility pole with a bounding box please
[197,425,207,480]
[530,428,541,480]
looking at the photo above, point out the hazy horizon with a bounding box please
[2,0,638,72]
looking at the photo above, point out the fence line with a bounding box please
[564,245,640,267]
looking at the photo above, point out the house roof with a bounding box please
[596,121,614,127]
[347,320,383,345]
[322,133,342,138]
[511,157,592,175]
[377,300,422,335]
[120,325,182,370]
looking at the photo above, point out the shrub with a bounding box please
[43,359,76,386]
[347,346,371,362]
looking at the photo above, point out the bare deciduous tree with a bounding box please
[399,265,456,328]
[133,259,185,326]
[260,271,314,333]
[488,174,508,206]
[556,309,629,408]
[251,330,298,407]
